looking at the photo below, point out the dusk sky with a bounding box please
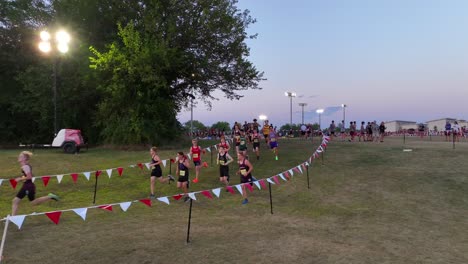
[178,0,468,128]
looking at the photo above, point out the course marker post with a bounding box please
[92,173,99,204]
[306,164,310,189]
[186,198,193,244]
[453,132,455,149]
[0,215,10,263]
[210,146,213,167]
[268,182,273,214]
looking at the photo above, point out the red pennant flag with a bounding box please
[273,175,280,185]
[139,199,152,207]
[71,173,78,183]
[95,170,102,177]
[42,176,51,187]
[45,211,62,225]
[293,167,301,174]
[170,158,175,163]
[99,205,113,211]
[284,172,291,181]
[137,163,143,170]
[202,162,208,168]
[117,167,123,176]
[9,179,17,189]
[201,190,213,199]
[244,183,253,192]
[173,194,183,200]
[259,179,267,189]
[226,186,235,194]
[302,164,307,171]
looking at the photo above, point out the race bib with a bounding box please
[240,169,247,176]
[179,170,186,176]
[236,136,240,139]
[271,138,276,142]
[254,138,259,143]
[219,160,225,165]
[193,153,199,159]
[240,141,245,145]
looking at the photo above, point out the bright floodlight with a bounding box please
[259,114,267,121]
[285,91,296,97]
[40,31,51,41]
[341,104,346,108]
[57,43,69,53]
[38,42,51,53]
[56,30,71,44]
[316,109,324,114]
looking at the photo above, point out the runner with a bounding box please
[148,147,175,199]
[176,151,191,202]
[12,151,60,216]
[189,139,202,183]
[329,121,336,139]
[237,152,254,205]
[252,130,261,160]
[269,125,279,160]
[359,121,366,142]
[233,125,242,154]
[218,136,231,154]
[262,120,270,144]
[238,130,248,158]
[217,146,234,186]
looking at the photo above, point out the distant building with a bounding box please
[384,120,417,132]
[426,118,457,132]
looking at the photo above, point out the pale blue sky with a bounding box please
[178,0,468,128]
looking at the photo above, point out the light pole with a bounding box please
[298,103,307,124]
[341,104,347,128]
[190,73,195,138]
[316,109,324,130]
[284,91,296,125]
[38,29,70,135]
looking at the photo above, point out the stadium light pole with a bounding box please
[190,73,195,138]
[38,29,71,136]
[341,104,347,128]
[285,91,296,125]
[298,103,307,124]
[316,109,324,130]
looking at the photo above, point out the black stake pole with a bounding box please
[186,198,193,244]
[92,174,99,204]
[210,146,213,166]
[268,182,273,214]
[453,132,455,149]
[169,161,172,175]
[321,152,324,165]
[403,132,406,144]
[306,164,310,189]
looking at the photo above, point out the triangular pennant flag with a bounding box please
[72,208,88,221]
[157,197,170,205]
[45,211,62,225]
[273,176,280,185]
[70,173,78,183]
[297,166,303,174]
[137,163,143,170]
[226,186,235,194]
[173,194,183,200]
[139,199,152,207]
[244,183,253,192]
[56,175,63,183]
[95,170,102,177]
[187,153,191,160]
[106,169,113,178]
[201,190,213,199]
[0,179,3,186]
[212,188,221,198]
[32,177,36,183]
[119,202,132,212]
[253,181,261,190]
[279,173,287,181]
[42,176,51,187]
[316,148,323,153]
[145,163,151,170]
[83,172,91,181]
[117,167,124,176]
[235,184,244,195]
[202,161,209,168]
[99,205,113,211]
[9,215,26,229]
[305,161,310,167]
[9,179,17,189]
[162,160,167,167]
[267,178,275,184]
[170,158,175,163]
[188,192,197,200]
[214,145,218,150]
[206,147,211,152]
[259,179,267,189]
[129,165,136,168]
[288,169,294,176]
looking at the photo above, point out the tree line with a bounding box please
[0,0,263,145]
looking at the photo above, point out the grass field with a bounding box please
[0,135,467,263]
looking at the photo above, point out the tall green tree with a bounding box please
[211,121,231,132]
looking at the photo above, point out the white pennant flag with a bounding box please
[235,184,244,195]
[119,202,132,212]
[267,178,275,184]
[253,181,261,190]
[83,172,91,180]
[157,197,170,205]
[279,173,287,181]
[288,169,294,176]
[145,163,151,170]
[214,145,218,150]
[316,148,322,153]
[0,179,3,186]
[187,153,191,160]
[305,161,310,166]
[188,192,197,200]
[298,166,303,174]
[162,160,167,167]
[32,177,36,183]
[56,175,64,184]
[212,188,221,198]
[9,215,26,230]
[106,169,113,178]
[129,165,136,168]
[72,208,88,221]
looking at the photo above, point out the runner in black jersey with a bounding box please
[237,152,254,205]
[149,147,175,199]
[217,146,233,186]
[176,152,191,202]
[252,131,261,160]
